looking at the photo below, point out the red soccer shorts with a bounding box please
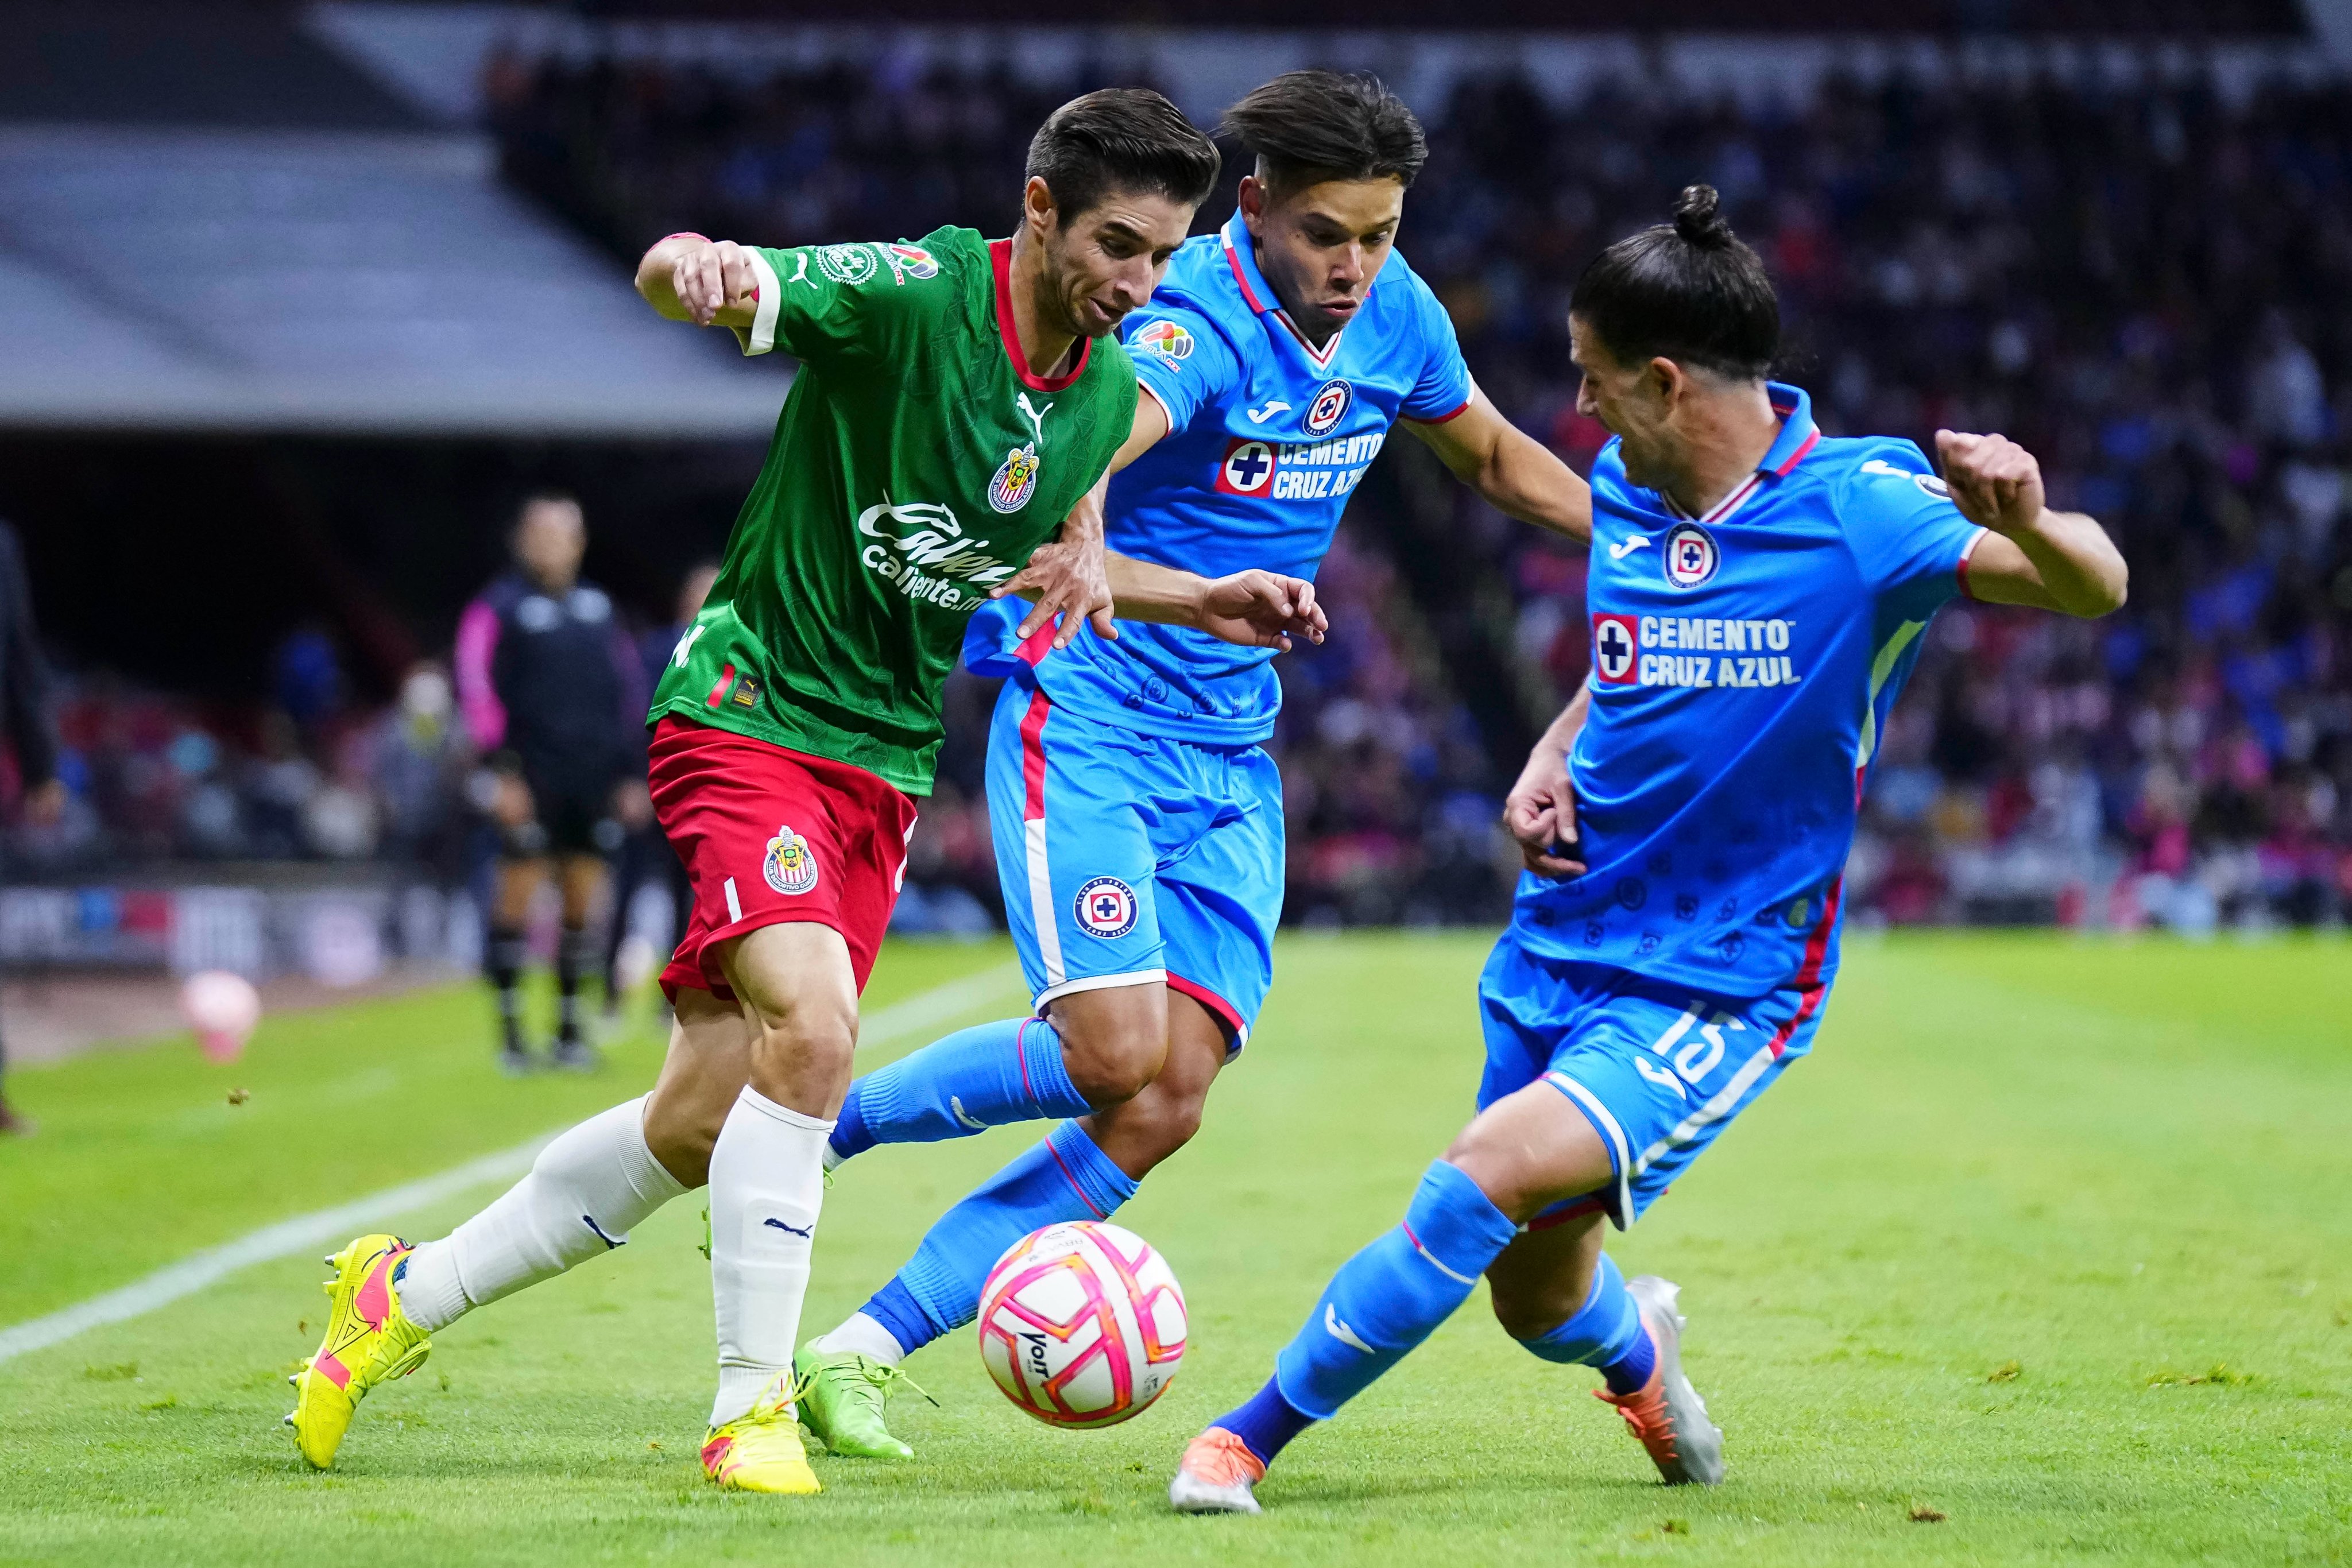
[648,716,918,1000]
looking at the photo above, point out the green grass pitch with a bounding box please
[2,931,2348,1566]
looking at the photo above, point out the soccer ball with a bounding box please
[976,1221,1186,1428]
[180,970,261,1064]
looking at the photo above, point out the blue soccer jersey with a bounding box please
[1517,383,1986,998]
[964,211,1474,744]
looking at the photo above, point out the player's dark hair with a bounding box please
[1218,71,1427,195]
[1569,185,1778,382]
[1025,88,1220,225]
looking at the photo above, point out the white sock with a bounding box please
[708,1086,833,1427]
[397,1095,690,1334]
[811,1311,907,1367]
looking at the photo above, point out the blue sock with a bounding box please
[861,1120,1140,1353]
[1214,1377,1318,1468]
[1270,1160,1519,1423]
[829,1016,1089,1161]
[1518,1251,1656,1395]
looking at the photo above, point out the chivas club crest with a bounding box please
[763,824,819,896]
[988,443,1040,514]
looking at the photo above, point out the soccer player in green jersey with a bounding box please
[286,89,1326,1495]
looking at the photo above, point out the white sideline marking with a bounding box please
[856,960,1023,1054]
[0,1141,546,1369]
[0,961,1022,1368]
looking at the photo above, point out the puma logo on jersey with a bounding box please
[1325,1304,1372,1354]
[788,251,811,287]
[1016,392,1053,446]
[1608,536,1653,560]
[671,624,709,668]
[950,1096,987,1130]
[1246,399,1291,424]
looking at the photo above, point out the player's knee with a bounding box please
[1486,1268,1589,1342]
[1437,1138,1542,1225]
[640,1087,721,1187]
[1051,992,1170,1106]
[1111,1079,1207,1167]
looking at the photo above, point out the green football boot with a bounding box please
[792,1341,934,1459]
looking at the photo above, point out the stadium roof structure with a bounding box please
[0,125,787,438]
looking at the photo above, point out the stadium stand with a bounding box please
[5,8,2350,940]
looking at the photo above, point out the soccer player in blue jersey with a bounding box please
[795,71,1597,1454]
[1163,184,2129,1512]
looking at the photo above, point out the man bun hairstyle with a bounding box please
[1219,69,1428,195]
[1570,185,1778,381]
[1026,88,1221,226]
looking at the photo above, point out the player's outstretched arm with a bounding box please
[1936,431,2127,618]
[1504,680,1589,880]
[1104,557,1328,652]
[1403,386,1593,545]
[635,234,762,330]
[986,393,1178,649]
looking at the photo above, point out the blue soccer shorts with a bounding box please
[1475,928,1833,1229]
[986,676,1281,1051]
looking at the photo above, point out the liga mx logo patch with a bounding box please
[1133,320,1193,360]
[989,443,1040,513]
[1664,522,1720,589]
[882,243,938,282]
[1304,379,1352,436]
[763,824,819,896]
[1074,876,1139,939]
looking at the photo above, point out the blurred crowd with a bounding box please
[1412,70,2352,930]
[15,51,2352,935]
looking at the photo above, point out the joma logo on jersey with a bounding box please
[856,497,1016,610]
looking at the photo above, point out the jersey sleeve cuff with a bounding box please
[734,248,783,357]
[1134,377,1179,436]
[1409,396,1473,425]
[1955,526,1990,600]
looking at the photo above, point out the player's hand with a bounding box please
[668,238,762,327]
[1503,743,1584,880]
[1936,430,2048,538]
[992,539,1117,649]
[1193,571,1326,652]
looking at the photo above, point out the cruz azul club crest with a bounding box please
[1664,522,1720,589]
[988,444,1040,513]
[763,823,819,896]
[1074,876,1139,939]
[1303,379,1352,436]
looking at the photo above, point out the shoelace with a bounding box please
[1185,1428,1266,1486]
[1595,1385,1681,1462]
[854,1358,939,1410]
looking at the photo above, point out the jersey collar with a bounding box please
[1759,381,1820,476]
[1217,211,1376,373]
[988,237,1092,393]
[1655,381,1821,525]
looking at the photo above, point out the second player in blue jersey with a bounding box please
[795,72,1595,1457]
[1167,184,2129,1514]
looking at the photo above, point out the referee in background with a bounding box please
[0,519,64,1136]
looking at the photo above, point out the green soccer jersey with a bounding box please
[649,226,1139,796]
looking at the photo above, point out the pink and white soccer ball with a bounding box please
[180,970,261,1064]
[976,1220,1186,1428]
